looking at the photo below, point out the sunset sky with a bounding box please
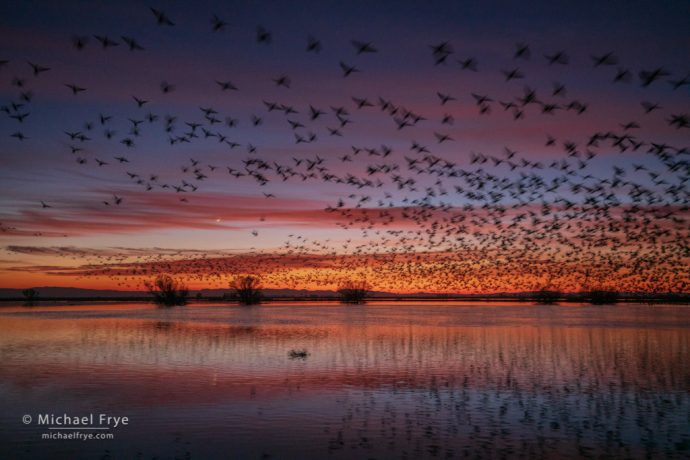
[1,1,688,292]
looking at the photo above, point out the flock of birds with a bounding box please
[1,6,689,294]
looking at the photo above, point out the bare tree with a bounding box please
[145,274,188,306]
[231,275,262,305]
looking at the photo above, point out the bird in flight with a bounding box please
[28,61,50,76]
[65,83,86,95]
[273,75,291,88]
[458,57,478,71]
[352,40,377,54]
[340,61,359,77]
[436,92,456,105]
[590,52,617,67]
[94,35,119,48]
[256,26,271,44]
[71,36,89,50]
[211,14,228,32]
[544,51,568,65]
[133,96,148,107]
[216,80,238,91]
[122,36,145,51]
[150,7,174,26]
[514,43,530,59]
[306,36,322,53]
[639,67,670,87]
[2,2,688,300]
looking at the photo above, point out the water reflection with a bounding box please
[0,303,689,459]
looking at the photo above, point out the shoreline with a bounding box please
[1,295,689,305]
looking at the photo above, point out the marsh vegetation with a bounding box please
[145,275,189,306]
[230,275,263,305]
[337,280,370,304]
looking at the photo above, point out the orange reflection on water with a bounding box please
[2,303,690,459]
[1,304,689,403]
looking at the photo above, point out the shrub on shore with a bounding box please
[337,280,370,304]
[22,288,38,305]
[654,292,690,304]
[583,290,619,305]
[533,289,562,304]
[145,275,188,306]
[231,275,262,305]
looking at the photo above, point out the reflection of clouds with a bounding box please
[1,305,689,458]
[1,308,689,394]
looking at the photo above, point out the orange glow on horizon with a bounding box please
[2,248,686,294]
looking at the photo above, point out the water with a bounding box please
[1,302,689,459]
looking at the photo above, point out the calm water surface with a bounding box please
[0,302,689,459]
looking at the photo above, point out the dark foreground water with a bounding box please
[0,302,689,459]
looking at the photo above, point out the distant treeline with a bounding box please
[2,291,689,304]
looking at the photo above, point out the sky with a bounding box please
[0,0,688,293]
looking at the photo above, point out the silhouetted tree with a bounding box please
[145,274,188,306]
[22,288,38,305]
[533,288,561,304]
[337,280,370,304]
[231,275,262,305]
[585,290,619,305]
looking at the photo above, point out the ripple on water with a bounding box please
[1,302,689,459]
